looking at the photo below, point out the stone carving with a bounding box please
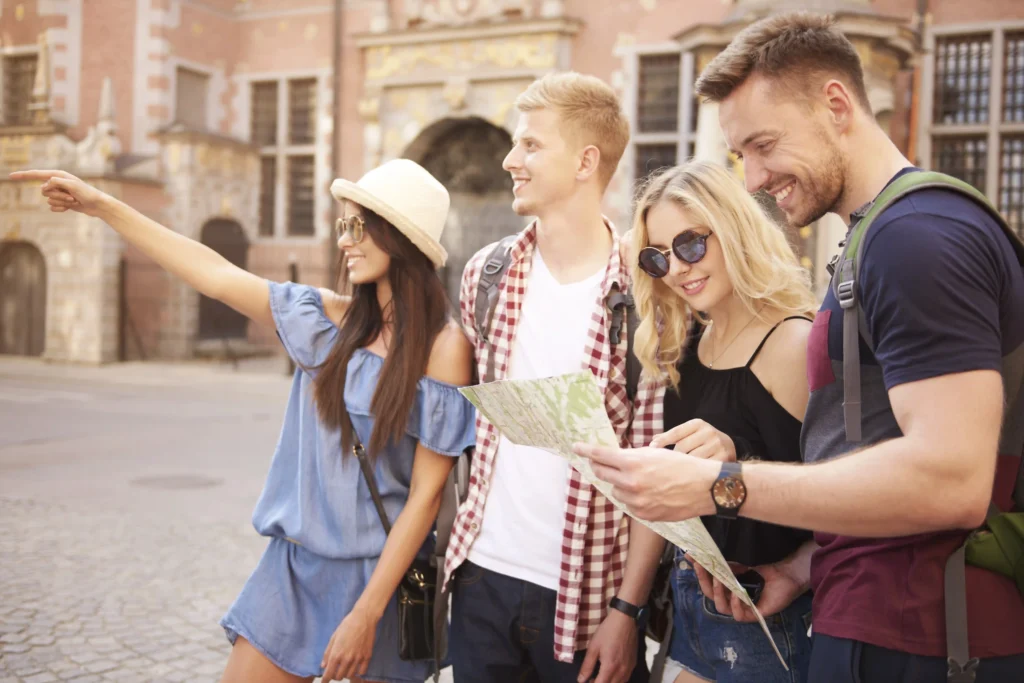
[406,0,535,27]
[365,34,557,81]
[75,77,122,176]
[442,76,469,112]
[28,32,51,126]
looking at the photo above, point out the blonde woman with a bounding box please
[629,161,817,682]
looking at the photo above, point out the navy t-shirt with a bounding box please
[802,168,1024,658]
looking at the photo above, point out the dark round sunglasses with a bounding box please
[637,230,711,278]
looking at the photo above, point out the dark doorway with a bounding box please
[0,241,47,357]
[405,117,524,305]
[197,220,249,340]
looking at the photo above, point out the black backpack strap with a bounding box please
[606,285,640,401]
[474,235,517,384]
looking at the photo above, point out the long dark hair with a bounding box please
[314,206,450,458]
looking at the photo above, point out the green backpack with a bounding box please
[830,170,1024,683]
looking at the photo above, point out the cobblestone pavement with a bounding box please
[0,358,653,683]
[0,497,264,683]
[0,358,281,683]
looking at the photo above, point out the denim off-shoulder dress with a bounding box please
[219,282,476,682]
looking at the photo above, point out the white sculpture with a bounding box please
[76,77,122,175]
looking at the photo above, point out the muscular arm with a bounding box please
[742,369,1002,535]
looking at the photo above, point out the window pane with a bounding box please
[1005,33,1024,123]
[175,67,209,130]
[933,136,988,191]
[251,81,278,146]
[638,54,679,133]
[1000,135,1024,238]
[933,34,991,125]
[259,157,276,237]
[4,55,37,126]
[287,155,315,237]
[288,78,317,145]
[635,144,677,185]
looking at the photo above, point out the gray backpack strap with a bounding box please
[474,235,517,384]
[606,285,640,402]
[944,543,980,683]
[834,170,1016,443]
[835,171,1024,683]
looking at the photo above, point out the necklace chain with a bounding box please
[708,306,765,368]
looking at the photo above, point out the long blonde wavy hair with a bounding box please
[631,161,817,389]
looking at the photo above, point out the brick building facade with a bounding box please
[0,0,1021,363]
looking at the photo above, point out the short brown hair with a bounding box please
[515,71,630,189]
[695,12,871,111]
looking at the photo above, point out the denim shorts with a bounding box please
[667,554,812,683]
[219,536,432,682]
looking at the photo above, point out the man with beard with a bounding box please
[574,11,1024,683]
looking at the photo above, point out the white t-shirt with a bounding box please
[467,248,605,590]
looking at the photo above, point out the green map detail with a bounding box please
[459,371,787,669]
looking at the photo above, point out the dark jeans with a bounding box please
[449,560,649,683]
[809,633,1024,682]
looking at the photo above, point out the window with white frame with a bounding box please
[3,54,38,126]
[632,50,698,186]
[924,25,1024,236]
[251,77,319,238]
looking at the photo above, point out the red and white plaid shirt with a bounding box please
[443,220,664,663]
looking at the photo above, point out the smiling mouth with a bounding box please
[681,277,708,292]
[770,180,795,204]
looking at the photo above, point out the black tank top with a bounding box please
[662,317,814,567]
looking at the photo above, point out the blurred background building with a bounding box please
[0,0,1021,363]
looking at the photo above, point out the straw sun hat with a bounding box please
[330,159,450,268]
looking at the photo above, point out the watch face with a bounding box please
[712,475,747,509]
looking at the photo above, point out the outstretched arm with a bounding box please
[12,170,275,328]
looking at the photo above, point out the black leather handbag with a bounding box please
[342,412,438,667]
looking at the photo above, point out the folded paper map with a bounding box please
[459,371,786,669]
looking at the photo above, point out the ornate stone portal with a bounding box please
[356,8,578,300]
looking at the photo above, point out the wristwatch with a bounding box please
[609,597,644,623]
[711,461,747,519]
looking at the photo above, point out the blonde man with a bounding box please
[443,72,664,683]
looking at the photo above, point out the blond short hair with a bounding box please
[695,12,871,111]
[515,71,630,189]
[631,162,817,389]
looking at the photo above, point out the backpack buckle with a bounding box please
[836,280,856,309]
[483,258,505,276]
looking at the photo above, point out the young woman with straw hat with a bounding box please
[12,159,477,683]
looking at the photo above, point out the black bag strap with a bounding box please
[341,409,392,535]
[344,408,444,681]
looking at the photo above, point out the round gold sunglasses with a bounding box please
[335,215,365,243]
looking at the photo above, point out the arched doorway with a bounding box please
[0,241,47,356]
[197,219,249,340]
[405,117,524,304]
